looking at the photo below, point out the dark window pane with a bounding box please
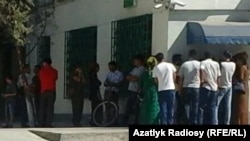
[64,26,97,99]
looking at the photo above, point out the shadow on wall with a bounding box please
[167,26,196,61]
[227,0,250,22]
[167,24,248,63]
[235,0,250,10]
[169,0,250,22]
[167,0,250,62]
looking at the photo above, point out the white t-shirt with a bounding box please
[153,62,176,91]
[17,73,33,88]
[200,59,221,91]
[178,60,201,88]
[219,61,236,89]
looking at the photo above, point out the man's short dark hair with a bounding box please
[23,64,30,69]
[133,54,144,63]
[6,75,13,81]
[172,54,182,62]
[204,51,213,59]
[35,65,41,69]
[43,58,52,65]
[108,61,117,68]
[155,53,164,62]
[189,49,197,57]
[223,51,232,59]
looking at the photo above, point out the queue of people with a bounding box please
[137,50,249,125]
[63,50,250,126]
[2,50,248,128]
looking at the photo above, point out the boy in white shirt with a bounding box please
[199,52,221,125]
[216,51,235,125]
[178,50,200,125]
[153,53,176,125]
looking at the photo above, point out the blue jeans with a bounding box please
[158,90,175,125]
[183,88,200,125]
[26,95,37,126]
[5,101,15,125]
[216,87,232,125]
[198,87,217,125]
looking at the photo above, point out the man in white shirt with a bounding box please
[198,52,221,125]
[217,51,235,125]
[153,53,176,125]
[178,50,200,125]
[17,64,36,127]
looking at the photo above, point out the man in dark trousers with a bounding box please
[39,58,58,127]
[32,65,41,126]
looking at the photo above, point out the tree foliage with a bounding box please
[0,0,33,46]
[0,0,55,71]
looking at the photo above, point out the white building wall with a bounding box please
[49,0,171,114]
[168,1,250,112]
[28,0,250,115]
[175,0,249,10]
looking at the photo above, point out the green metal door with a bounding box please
[64,26,97,98]
[111,14,152,74]
[111,14,152,96]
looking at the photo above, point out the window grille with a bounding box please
[64,26,97,99]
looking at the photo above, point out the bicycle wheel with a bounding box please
[93,101,118,127]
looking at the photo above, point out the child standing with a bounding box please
[2,75,16,128]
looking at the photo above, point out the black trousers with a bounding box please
[175,92,188,124]
[39,91,56,127]
[20,95,28,126]
[71,97,84,126]
[123,91,140,125]
[17,87,28,126]
[104,91,119,125]
[90,97,102,125]
[34,94,40,123]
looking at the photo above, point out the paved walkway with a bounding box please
[0,127,128,141]
[0,129,47,141]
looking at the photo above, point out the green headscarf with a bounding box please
[147,56,158,70]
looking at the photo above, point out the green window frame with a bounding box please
[111,14,152,96]
[64,26,97,99]
[124,0,136,8]
[111,14,152,73]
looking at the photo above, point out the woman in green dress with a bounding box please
[138,56,160,124]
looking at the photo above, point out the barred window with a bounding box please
[111,14,152,74]
[111,14,152,96]
[64,26,97,99]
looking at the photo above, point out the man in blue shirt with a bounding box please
[104,61,123,125]
[104,61,124,104]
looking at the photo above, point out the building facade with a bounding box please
[27,0,250,118]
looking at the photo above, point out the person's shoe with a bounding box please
[2,124,9,128]
[46,125,54,128]
[8,125,13,128]
[34,124,40,128]
[73,123,81,127]
[21,124,30,128]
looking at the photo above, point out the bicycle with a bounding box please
[92,91,144,126]
[92,91,119,127]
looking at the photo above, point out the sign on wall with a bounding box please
[124,0,136,8]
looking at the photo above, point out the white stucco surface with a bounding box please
[26,0,250,114]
